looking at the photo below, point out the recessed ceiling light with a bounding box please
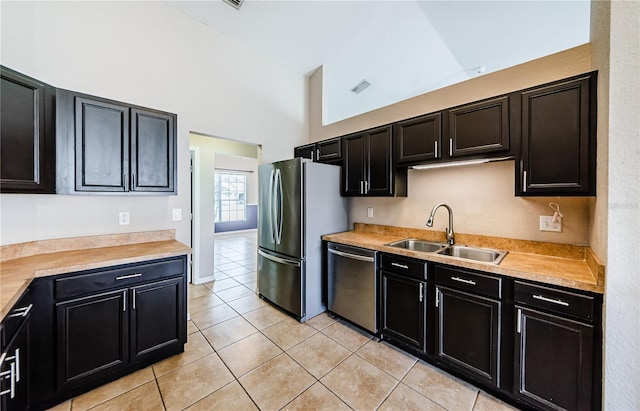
[350,80,371,94]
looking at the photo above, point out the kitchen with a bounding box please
[0,1,638,411]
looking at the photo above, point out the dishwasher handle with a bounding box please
[328,248,375,263]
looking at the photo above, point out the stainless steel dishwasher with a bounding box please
[327,242,377,334]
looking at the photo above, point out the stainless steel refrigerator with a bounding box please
[257,158,348,322]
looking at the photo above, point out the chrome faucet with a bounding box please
[426,203,455,245]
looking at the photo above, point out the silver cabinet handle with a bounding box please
[123,290,127,312]
[316,148,320,160]
[328,248,374,263]
[451,276,476,286]
[523,170,527,193]
[8,304,33,318]
[449,138,453,156]
[434,140,438,158]
[391,262,409,269]
[364,180,369,194]
[419,283,424,302]
[533,294,569,307]
[116,273,142,280]
[435,287,440,307]
[360,181,364,195]
[517,308,522,333]
[133,291,137,310]
[0,362,16,398]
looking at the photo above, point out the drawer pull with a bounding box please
[116,273,143,280]
[451,276,476,286]
[533,294,569,307]
[8,304,33,318]
[419,283,424,303]
[0,361,16,399]
[391,262,409,270]
[3,349,20,382]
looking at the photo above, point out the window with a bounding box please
[214,172,247,222]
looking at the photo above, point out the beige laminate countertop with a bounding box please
[0,231,191,319]
[323,224,605,295]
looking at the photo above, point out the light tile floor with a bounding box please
[50,231,519,411]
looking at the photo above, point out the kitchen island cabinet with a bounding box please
[0,66,56,194]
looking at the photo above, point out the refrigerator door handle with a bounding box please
[276,168,284,244]
[258,249,301,267]
[269,169,276,243]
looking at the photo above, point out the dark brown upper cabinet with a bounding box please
[448,95,510,158]
[293,143,315,160]
[56,90,176,195]
[396,112,442,164]
[1,66,56,193]
[341,125,406,197]
[293,137,343,164]
[316,137,342,164]
[516,73,596,196]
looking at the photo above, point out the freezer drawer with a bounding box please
[327,243,377,334]
[258,249,303,318]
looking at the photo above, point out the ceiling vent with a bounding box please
[223,0,243,10]
[350,80,371,94]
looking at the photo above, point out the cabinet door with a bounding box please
[0,316,30,411]
[436,286,500,387]
[130,108,176,193]
[75,97,130,192]
[448,96,509,158]
[518,75,594,196]
[0,66,55,193]
[366,126,393,196]
[342,134,366,196]
[396,113,442,164]
[294,144,316,160]
[381,272,425,350]
[515,306,593,411]
[56,290,128,389]
[317,138,342,164]
[130,277,185,362]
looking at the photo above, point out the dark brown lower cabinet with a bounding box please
[436,286,501,387]
[55,275,185,394]
[381,271,426,351]
[515,306,594,411]
[56,290,128,389]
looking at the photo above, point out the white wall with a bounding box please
[0,1,307,246]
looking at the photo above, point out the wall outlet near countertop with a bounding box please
[367,207,374,218]
[119,212,130,225]
[172,208,182,221]
[540,215,561,232]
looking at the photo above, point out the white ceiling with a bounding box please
[164,0,591,124]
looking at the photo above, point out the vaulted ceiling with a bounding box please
[165,1,591,124]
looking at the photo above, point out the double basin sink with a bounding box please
[386,239,508,265]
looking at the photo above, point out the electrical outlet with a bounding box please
[119,212,130,225]
[540,216,561,232]
[367,207,374,218]
[172,208,182,221]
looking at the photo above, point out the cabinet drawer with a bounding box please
[514,281,594,322]
[55,257,185,300]
[1,288,33,350]
[381,254,427,280]
[435,265,501,299]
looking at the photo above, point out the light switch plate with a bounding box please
[172,208,182,221]
[367,207,374,218]
[540,215,561,232]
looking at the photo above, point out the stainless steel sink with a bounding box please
[385,239,447,253]
[436,245,508,264]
